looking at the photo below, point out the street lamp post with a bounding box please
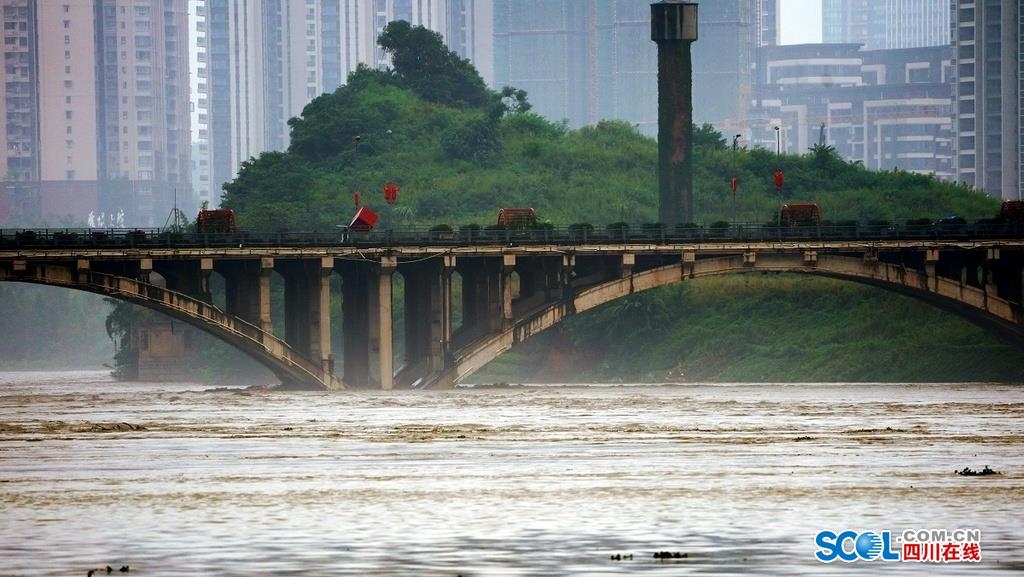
[773,125,780,156]
[731,134,741,222]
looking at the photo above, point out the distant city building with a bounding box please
[951,0,1022,199]
[822,0,949,50]
[752,43,954,180]
[0,0,192,227]
[490,0,772,133]
[189,0,212,208]
[756,0,780,48]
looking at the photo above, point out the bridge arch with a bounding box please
[439,253,1023,387]
[0,265,344,390]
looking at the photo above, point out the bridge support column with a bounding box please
[274,257,335,379]
[439,255,454,371]
[402,258,442,379]
[925,249,939,292]
[377,256,396,390]
[75,259,89,284]
[316,257,334,375]
[258,258,274,335]
[562,255,575,301]
[341,261,371,387]
[621,253,634,278]
[138,258,152,284]
[541,256,559,301]
[985,249,1000,299]
[453,258,496,346]
[200,258,213,303]
[682,251,695,279]
[154,260,210,302]
[502,254,516,330]
[221,260,260,326]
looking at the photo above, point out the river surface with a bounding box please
[0,371,1021,576]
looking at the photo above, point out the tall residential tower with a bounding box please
[951,0,1021,199]
[0,0,191,227]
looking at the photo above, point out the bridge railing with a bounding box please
[2,221,1022,249]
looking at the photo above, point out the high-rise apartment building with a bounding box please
[823,0,949,50]
[952,0,1021,199]
[96,0,192,226]
[189,0,212,208]
[756,0,779,48]
[0,0,191,227]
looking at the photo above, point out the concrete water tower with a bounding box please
[651,1,698,225]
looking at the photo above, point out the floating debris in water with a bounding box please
[653,551,688,559]
[956,466,1000,476]
[609,553,633,561]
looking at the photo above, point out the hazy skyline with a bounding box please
[779,0,823,45]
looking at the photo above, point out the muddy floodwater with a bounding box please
[0,371,1022,576]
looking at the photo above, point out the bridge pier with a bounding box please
[341,261,371,387]
[456,257,502,343]
[377,257,396,390]
[154,260,212,303]
[985,249,999,296]
[560,254,575,299]
[502,254,516,330]
[276,257,334,376]
[218,257,275,336]
[396,255,456,383]
[339,256,395,389]
[220,259,260,326]
[925,249,939,292]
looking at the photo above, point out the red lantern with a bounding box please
[383,182,398,205]
[730,176,738,193]
[773,169,784,191]
[353,191,360,207]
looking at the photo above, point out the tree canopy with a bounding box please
[377,20,492,109]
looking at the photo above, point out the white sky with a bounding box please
[779,0,823,45]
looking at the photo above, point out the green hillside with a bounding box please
[221,25,1000,230]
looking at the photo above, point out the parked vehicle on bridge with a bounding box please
[196,209,237,234]
[999,200,1024,223]
[496,208,537,229]
[778,203,822,227]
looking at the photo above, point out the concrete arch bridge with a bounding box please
[1,238,1022,389]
